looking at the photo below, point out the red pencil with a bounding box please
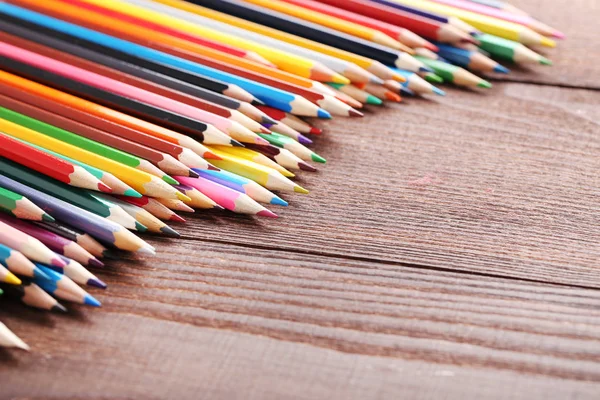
[0,132,111,193]
[315,0,477,44]
[281,0,437,51]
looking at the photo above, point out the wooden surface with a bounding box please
[1,1,600,398]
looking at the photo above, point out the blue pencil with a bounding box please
[46,253,107,289]
[0,3,330,118]
[0,243,49,279]
[392,69,445,96]
[194,169,288,206]
[33,264,101,307]
[433,43,510,73]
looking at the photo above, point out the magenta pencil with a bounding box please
[0,220,66,268]
[0,41,265,146]
[174,176,277,217]
[0,213,103,268]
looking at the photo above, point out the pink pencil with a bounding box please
[0,41,267,145]
[0,213,103,268]
[175,176,277,217]
[427,0,564,38]
[0,220,67,268]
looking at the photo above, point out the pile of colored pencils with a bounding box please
[0,0,561,350]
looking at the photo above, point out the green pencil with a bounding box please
[18,139,141,198]
[415,57,492,88]
[0,186,54,222]
[475,34,552,65]
[0,106,177,184]
[0,159,147,232]
[258,132,326,163]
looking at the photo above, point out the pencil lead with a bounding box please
[42,213,55,222]
[349,108,364,117]
[169,214,187,223]
[87,278,107,290]
[309,126,323,135]
[366,95,383,105]
[317,109,332,119]
[160,225,181,238]
[84,294,102,307]
[311,153,327,163]
[123,188,143,198]
[231,139,245,147]
[98,182,113,193]
[52,303,68,313]
[294,185,310,194]
[261,116,278,125]
[478,81,493,89]
[163,175,179,185]
[418,66,433,73]
[137,246,156,256]
[540,57,553,66]
[432,87,446,96]
[299,161,318,172]
[297,134,313,145]
[135,222,149,232]
[493,65,510,74]
[88,258,105,268]
[207,164,221,171]
[188,169,200,178]
[257,209,278,218]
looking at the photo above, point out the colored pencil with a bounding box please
[426,0,562,38]
[0,161,140,231]
[33,264,101,306]
[115,195,189,221]
[17,2,353,119]
[0,172,155,254]
[475,33,552,65]
[0,281,67,312]
[382,0,555,47]
[0,97,197,179]
[369,0,481,36]
[279,0,437,51]
[357,83,402,102]
[0,219,66,268]
[0,244,49,279]
[0,322,29,350]
[151,0,403,83]
[0,132,113,194]
[179,0,428,73]
[49,253,107,289]
[0,186,54,222]
[156,198,197,213]
[256,106,322,135]
[209,146,295,178]
[33,221,108,258]
[175,176,278,217]
[0,7,328,118]
[0,42,254,146]
[0,214,103,268]
[259,132,327,163]
[464,0,529,17]
[172,185,220,210]
[243,143,318,172]
[95,194,180,237]
[75,0,346,83]
[391,69,446,96]
[0,87,213,174]
[328,83,382,105]
[239,0,407,50]
[0,9,255,104]
[0,264,21,285]
[434,42,509,73]
[415,56,492,88]
[195,169,288,206]
[0,111,188,201]
[206,150,309,193]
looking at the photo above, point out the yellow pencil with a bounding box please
[205,151,308,193]
[0,118,189,201]
[387,0,555,47]
[77,0,348,83]
[151,0,404,82]
[210,146,295,178]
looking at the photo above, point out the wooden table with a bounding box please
[1,1,599,398]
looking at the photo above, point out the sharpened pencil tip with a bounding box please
[137,246,156,256]
[294,185,310,194]
[84,294,102,307]
[349,108,364,117]
[297,134,313,145]
[51,257,67,268]
[135,222,148,232]
[176,192,192,202]
[188,169,200,178]
[87,278,107,289]
[98,182,113,193]
[432,87,446,96]
[270,197,289,207]
[5,273,21,285]
[160,225,181,238]
[257,209,278,218]
[311,153,327,163]
[52,303,68,313]
[309,126,322,135]
[331,74,350,85]
[424,73,444,83]
[256,136,271,146]
[299,161,317,172]
[418,66,433,73]
[33,266,50,280]
[493,65,510,74]
[259,126,271,134]
[366,95,383,105]
[261,116,278,125]
[401,87,415,96]
[317,109,332,119]
[42,213,55,222]
[163,175,179,185]
[169,214,187,223]
[203,151,222,160]
[123,188,142,198]
[231,139,245,147]
[88,258,105,268]
[540,57,553,66]
[207,163,220,171]
[478,81,492,89]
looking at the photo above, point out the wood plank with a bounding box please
[161,83,600,288]
[484,0,600,88]
[1,243,600,399]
